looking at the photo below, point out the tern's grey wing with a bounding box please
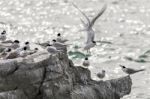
[35,40,50,47]
[5,52,19,59]
[72,3,90,26]
[80,18,87,26]
[47,47,54,52]
[1,40,14,44]
[56,38,68,43]
[40,42,48,46]
[54,42,66,48]
[47,47,58,53]
[11,44,20,49]
[61,39,68,43]
[126,68,137,74]
[128,68,145,74]
[88,4,107,29]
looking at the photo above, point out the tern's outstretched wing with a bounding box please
[88,4,107,29]
[72,3,90,26]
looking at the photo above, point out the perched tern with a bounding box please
[19,47,29,57]
[4,49,20,59]
[82,57,90,67]
[52,39,69,53]
[96,70,105,79]
[11,40,20,49]
[24,41,30,50]
[0,30,6,42]
[0,48,11,58]
[56,33,68,43]
[120,65,145,75]
[1,40,14,44]
[46,44,59,54]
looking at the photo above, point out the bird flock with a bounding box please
[0,31,39,59]
[0,3,145,80]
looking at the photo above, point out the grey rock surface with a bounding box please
[0,51,132,99]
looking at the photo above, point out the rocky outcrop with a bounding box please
[0,51,132,99]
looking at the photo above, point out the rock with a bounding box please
[0,51,132,99]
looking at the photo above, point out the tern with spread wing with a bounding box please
[72,3,107,44]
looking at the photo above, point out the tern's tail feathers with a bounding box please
[131,69,146,74]
[136,69,145,72]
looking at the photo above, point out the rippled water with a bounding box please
[1,0,150,98]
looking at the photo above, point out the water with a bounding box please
[0,0,150,98]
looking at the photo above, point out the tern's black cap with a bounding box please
[57,33,61,36]
[92,41,96,43]
[7,48,11,52]
[85,57,88,60]
[122,66,126,68]
[35,48,38,50]
[52,39,56,42]
[47,44,51,46]
[120,65,126,68]
[14,40,20,43]
[1,30,6,34]
[25,41,29,45]
[23,46,27,50]
[1,32,5,35]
